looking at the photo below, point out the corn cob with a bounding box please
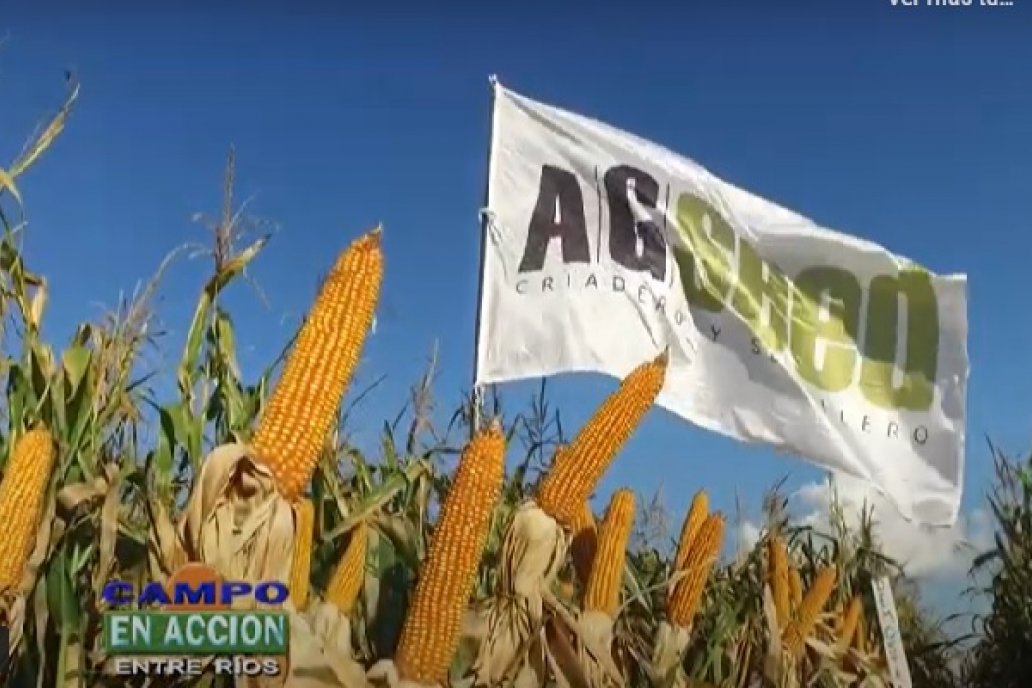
[251,228,383,500]
[536,351,668,528]
[673,490,708,572]
[837,595,863,649]
[668,513,725,628]
[782,565,837,657]
[0,428,56,593]
[394,423,505,685]
[583,489,635,616]
[569,501,598,588]
[326,521,368,614]
[288,498,315,610]
[768,535,791,629]
[789,566,803,611]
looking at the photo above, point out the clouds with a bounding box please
[735,473,995,580]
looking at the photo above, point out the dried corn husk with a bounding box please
[471,501,568,686]
[573,609,624,687]
[762,582,799,688]
[294,604,368,687]
[233,606,368,688]
[651,621,692,687]
[177,443,295,609]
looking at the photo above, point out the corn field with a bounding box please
[0,75,1027,688]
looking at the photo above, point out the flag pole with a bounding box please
[470,74,500,437]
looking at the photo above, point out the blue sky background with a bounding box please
[3,1,1030,617]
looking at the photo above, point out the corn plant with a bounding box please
[0,69,972,688]
[964,441,1032,687]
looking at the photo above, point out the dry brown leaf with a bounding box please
[146,495,183,580]
[545,615,591,688]
[93,464,121,592]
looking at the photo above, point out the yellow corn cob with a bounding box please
[668,513,725,628]
[536,351,668,527]
[0,428,57,593]
[782,565,837,657]
[789,566,803,611]
[326,522,368,614]
[288,499,315,610]
[673,490,708,572]
[569,502,598,588]
[837,595,863,649]
[251,228,383,500]
[583,489,635,616]
[768,535,791,629]
[394,423,505,685]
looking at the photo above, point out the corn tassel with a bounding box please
[583,489,635,616]
[536,351,668,528]
[251,228,383,500]
[782,565,837,657]
[569,501,597,589]
[394,423,505,685]
[789,567,803,611]
[0,428,56,593]
[768,535,791,629]
[326,521,368,614]
[288,499,315,610]
[673,490,708,572]
[668,513,724,628]
[837,595,863,650]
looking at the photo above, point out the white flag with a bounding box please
[475,81,968,526]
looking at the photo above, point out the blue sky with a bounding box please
[3,2,1030,613]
